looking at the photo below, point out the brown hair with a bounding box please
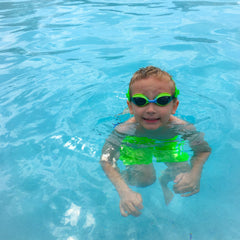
[129,66,176,97]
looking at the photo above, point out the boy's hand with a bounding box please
[119,190,143,217]
[173,171,200,197]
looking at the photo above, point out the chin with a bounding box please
[143,124,162,130]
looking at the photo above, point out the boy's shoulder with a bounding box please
[115,117,136,134]
[169,115,187,125]
[170,115,197,134]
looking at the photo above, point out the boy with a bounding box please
[100,66,211,217]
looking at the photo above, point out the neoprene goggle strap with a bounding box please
[126,86,180,101]
[174,86,180,98]
[126,89,131,101]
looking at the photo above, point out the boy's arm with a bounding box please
[100,130,143,217]
[100,161,143,217]
[173,124,211,196]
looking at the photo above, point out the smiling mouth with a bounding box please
[143,118,160,123]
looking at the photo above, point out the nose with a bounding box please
[146,103,157,114]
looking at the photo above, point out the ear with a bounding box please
[171,99,179,114]
[127,100,134,114]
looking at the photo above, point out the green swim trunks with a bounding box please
[119,135,189,165]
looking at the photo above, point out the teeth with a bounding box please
[145,118,158,120]
[143,117,160,121]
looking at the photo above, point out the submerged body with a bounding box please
[102,118,210,206]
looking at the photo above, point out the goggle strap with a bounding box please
[174,86,180,98]
[126,89,131,101]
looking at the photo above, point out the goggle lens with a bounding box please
[132,97,148,106]
[156,96,172,105]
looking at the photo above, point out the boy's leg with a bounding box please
[122,163,156,187]
[159,162,191,205]
[159,168,175,205]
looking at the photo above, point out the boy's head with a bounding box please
[127,66,179,130]
[128,66,177,100]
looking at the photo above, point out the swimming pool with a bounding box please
[0,0,240,239]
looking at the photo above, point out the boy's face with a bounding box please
[127,76,179,130]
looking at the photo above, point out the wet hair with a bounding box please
[129,66,176,98]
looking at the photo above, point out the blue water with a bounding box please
[0,0,240,239]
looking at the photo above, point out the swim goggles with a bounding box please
[126,87,179,107]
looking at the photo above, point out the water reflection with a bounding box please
[172,1,238,12]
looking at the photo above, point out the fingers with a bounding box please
[135,194,143,210]
[174,182,200,197]
[173,182,186,193]
[120,205,129,217]
[174,173,184,183]
[181,188,199,197]
[174,185,198,194]
[119,195,143,217]
[120,203,141,217]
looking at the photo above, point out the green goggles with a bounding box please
[126,87,179,107]
[130,93,175,107]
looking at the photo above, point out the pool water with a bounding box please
[0,0,240,239]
